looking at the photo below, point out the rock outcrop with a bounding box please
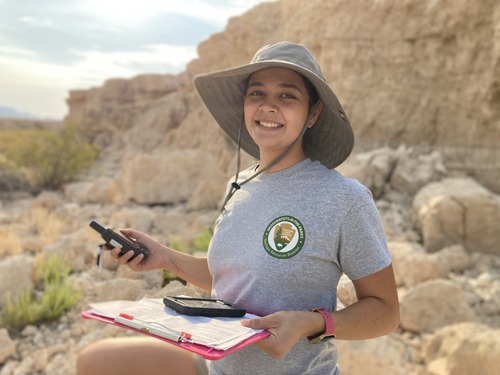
[65,0,500,207]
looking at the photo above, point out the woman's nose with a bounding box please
[259,97,278,112]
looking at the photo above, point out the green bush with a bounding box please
[161,230,213,287]
[11,124,98,190]
[0,254,81,329]
[193,228,213,252]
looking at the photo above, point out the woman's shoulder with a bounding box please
[305,160,372,197]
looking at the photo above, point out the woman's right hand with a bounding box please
[109,229,167,272]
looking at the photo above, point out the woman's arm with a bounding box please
[110,229,213,292]
[331,264,400,339]
[242,264,399,358]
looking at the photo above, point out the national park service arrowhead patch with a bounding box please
[263,216,305,259]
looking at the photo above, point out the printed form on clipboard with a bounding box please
[82,297,269,360]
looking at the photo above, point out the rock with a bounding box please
[63,177,118,205]
[116,150,223,206]
[399,279,476,333]
[413,177,500,254]
[0,329,16,364]
[390,148,447,195]
[422,322,500,375]
[336,335,414,375]
[337,147,397,199]
[43,229,96,272]
[337,274,357,306]
[0,255,34,308]
[109,206,157,233]
[390,242,470,287]
[91,278,148,302]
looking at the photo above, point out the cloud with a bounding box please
[0,0,272,118]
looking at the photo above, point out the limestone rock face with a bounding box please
[65,0,500,211]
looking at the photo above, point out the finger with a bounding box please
[241,317,273,330]
[127,253,145,269]
[117,250,135,264]
[109,247,122,259]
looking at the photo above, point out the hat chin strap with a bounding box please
[220,101,321,212]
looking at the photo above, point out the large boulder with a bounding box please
[336,335,414,375]
[399,279,475,333]
[413,177,500,254]
[422,322,500,375]
[390,242,470,287]
[116,149,226,207]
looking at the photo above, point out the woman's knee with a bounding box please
[76,337,201,375]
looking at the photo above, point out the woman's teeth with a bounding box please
[259,121,282,128]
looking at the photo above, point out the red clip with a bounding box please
[181,331,192,340]
[119,313,134,320]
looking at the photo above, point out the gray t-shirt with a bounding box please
[207,159,391,375]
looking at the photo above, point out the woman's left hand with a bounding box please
[241,310,324,359]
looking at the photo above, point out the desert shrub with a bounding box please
[33,252,71,285]
[193,228,213,252]
[0,254,81,329]
[162,237,188,287]
[0,154,31,191]
[10,124,98,190]
[31,207,64,244]
[161,230,213,287]
[0,227,22,256]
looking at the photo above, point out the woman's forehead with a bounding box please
[249,67,304,84]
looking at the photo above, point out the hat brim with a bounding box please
[194,60,354,169]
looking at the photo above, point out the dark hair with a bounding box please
[300,75,319,109]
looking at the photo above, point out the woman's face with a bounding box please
[243,68,313,159]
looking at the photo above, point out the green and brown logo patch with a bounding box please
[263,216,305,259]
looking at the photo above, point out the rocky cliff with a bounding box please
[1,1,500,374]
[65,0,500,206]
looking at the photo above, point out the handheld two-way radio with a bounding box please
[89,220,149,261]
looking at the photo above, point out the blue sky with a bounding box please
[0,0,271,119]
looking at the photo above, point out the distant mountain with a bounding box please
[0,105,39,119]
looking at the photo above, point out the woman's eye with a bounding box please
[247,90,264,97]
[280,93,297,99]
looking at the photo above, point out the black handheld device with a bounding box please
[163,296,246,318]
[89,220,149,261]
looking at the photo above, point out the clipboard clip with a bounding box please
[180,331,192,342]
[116,313,189,343]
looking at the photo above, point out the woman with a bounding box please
[77,42,399,375]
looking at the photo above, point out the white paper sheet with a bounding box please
[89,298,262,350]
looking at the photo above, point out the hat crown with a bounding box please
[251,42,326,82]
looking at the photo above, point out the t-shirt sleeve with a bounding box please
[338,188,392,280]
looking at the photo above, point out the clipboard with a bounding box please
[81,311,270,360]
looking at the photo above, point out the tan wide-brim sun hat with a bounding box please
[193,41,354,169]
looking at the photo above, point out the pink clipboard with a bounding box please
[81,311,270,360]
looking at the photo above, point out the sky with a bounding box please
[0,0,271,119]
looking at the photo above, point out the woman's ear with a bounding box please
[308,102,323,128]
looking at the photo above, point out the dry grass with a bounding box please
[31,207,64,244]
[0,227,22,256]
